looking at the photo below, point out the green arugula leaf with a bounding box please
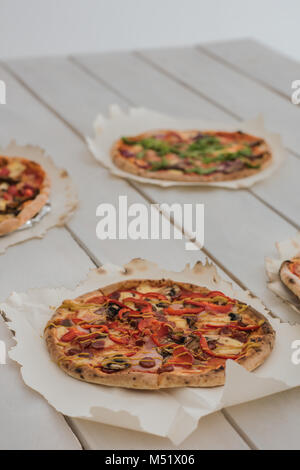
[121,137,136,145]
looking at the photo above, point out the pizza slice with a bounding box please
[0,156,50,235]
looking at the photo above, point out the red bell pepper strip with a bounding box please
[118,308,131,320]
[80,324,109,332]
[168,345,194,366]
[60,329,81,342]
[188,301,233,313]
[141,292,168,301]
[198,334,242,360]
[290,261,300,277]
[0,167,9,177]
[164,306,204,315]
[138,318,157,332]
[197,323,260,331]
[179,290,232,301]
[109,334,129,345]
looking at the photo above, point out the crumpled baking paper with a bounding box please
[1,259,300,445]
[265,232,300,315]
[0,141,78,253]
[87,105,286,189]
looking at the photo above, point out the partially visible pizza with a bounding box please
[111,129,272,182]
[0,156,50,235]
[279,258,300,300]
[45,279,275,389]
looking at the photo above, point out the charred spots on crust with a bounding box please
[260,322,273,335]
[75,367,82,374]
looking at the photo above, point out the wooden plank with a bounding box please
[0,228,93,449]
[71,412,249,450]
[203,38,300,100]
[56,50,300,450]
[139,46,300,155]
[0,61,247,449]
[136,47,300,227]
[68,51,299,322]
[2,61,202,270]
[225,388,300,450]
[6,52,299,450]
[0,318,81,450]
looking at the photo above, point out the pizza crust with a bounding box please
[279,261,300,300]
[0,157,51,236]
[111,130,272,183]
[45,279,275,389]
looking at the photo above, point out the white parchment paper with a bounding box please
[2,259,300,445]
[87,106,286,189]
[266,232,300,315]
[0,141,78,253]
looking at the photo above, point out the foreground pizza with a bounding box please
[112,130,272,182]
[45,280,275,389]
[0,156,50,235]
[280,258,300,300]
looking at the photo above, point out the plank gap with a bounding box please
[221,409,258,450]
[196,45,300,160]
[134,50,241,121]
[69,55,136,107]
[199,43,293,103]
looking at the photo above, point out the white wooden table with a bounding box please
[0,38,300,450]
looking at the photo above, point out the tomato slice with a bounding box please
[169,345,194,366]
[141,292,167,301]
[60,329,79,342]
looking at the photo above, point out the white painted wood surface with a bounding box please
[204,38,299,100]
[1,39,300,449]
[1,60,246,450]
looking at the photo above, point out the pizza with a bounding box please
[111,129,272,182]
[279,258,300,299]
[44,279,275,389]
[0,156,50,236]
